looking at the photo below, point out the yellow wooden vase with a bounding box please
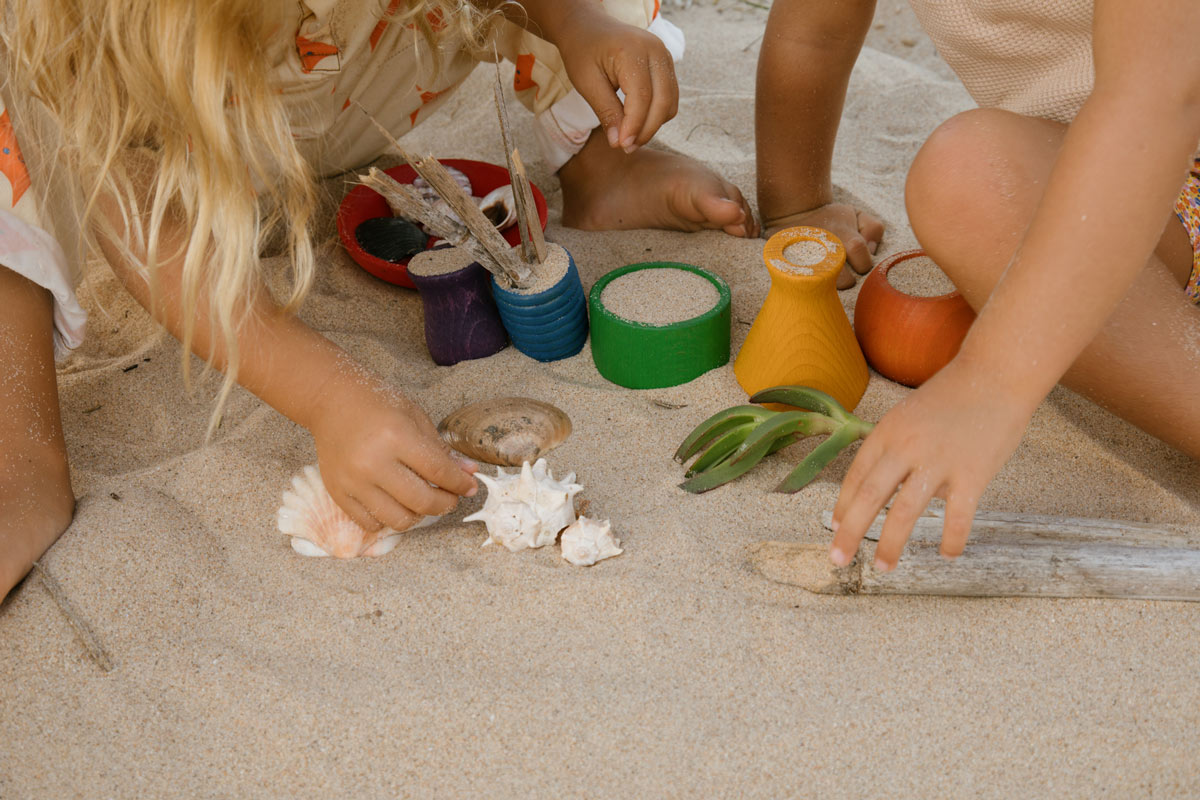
[734,226,869,411]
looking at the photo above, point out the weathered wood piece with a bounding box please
[491,57,535,265]
[358,168,504,279]
[820,509,1198,548]
[355,103,531,288]
[509,148,546,263]
[748,511,1200,602]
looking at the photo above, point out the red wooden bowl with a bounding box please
[853,249,976,387]
[337,158,549,289]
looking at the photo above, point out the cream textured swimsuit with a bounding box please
[909,0,1200,302]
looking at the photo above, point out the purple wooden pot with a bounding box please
[409,261,509,366]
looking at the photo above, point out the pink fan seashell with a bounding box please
[276,465,438,558]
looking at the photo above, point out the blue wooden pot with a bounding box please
[491,248,589,362]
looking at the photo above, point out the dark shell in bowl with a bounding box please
[354,217,428,264]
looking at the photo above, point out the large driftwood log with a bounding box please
[748,511,1200,602]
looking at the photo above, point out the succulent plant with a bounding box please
[674,385,874,494]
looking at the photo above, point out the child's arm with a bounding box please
[830,0,1200,570]
[96,209,476,535]
[756,0,882,271]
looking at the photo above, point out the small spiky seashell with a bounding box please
[276,465,438,558]
[463,459,582,552]
[560,515,622,566]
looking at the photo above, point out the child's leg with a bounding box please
[0,266,74,600]
[905,108,1200,459]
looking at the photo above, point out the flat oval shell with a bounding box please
[438,397,571,467]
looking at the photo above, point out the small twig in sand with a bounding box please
[33,561,114,673]
[652,399,689,410]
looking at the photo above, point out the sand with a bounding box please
[509,241,569,294]
[406,244,476,277]
[600,267,719,324]
[782,239,829,267]
[3,2,1200,798]
[888,253,958,297]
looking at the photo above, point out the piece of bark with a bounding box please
[355,103,530,287]
[747,511,1200,602]
[509,148,546,263]
[358,168,506,280]
[491,58,535,264]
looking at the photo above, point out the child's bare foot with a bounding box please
[558,129,759,237]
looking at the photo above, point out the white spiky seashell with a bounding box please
[560,515,622,566]
[276,465,438,558]
[463,458,582,552]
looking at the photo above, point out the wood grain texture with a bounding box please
[734,227,869,411]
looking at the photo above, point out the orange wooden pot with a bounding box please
[853,249,976,388]
[734,226,870,411]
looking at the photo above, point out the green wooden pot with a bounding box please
[588,262,731,389]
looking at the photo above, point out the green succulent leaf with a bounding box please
[773,422,866,494]
[684,422,758,477]
[680,412,819,494]
[749,385,849,422]
[673,405,772,463]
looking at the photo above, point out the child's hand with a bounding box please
[763,202,884,275]
[309,375,477,537]
[556,12,679,153]
[828,361,1035,571]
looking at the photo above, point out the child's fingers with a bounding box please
[830,454,907,566]
[405,440,478,498]
[358,485,426,533]
[334,490,385,534]
[938,491,978,559]
[633,56,678,147]
[614,60,654,151]
[872,473,939,570]
[571,69,626,148]
[380,463,461,516]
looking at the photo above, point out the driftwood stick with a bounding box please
[753,511,1200,601]
[358,168,505,278]
[510,148,546,263]
[355,103,530,287]
[750,540,1200,602]
[491,57,535,264]
[819,510,1198,549]
[33,561,115,672]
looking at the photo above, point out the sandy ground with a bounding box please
[4,2,1200,797]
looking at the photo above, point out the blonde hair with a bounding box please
[3,0,494,433]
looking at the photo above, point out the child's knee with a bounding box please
[905,108,1025,241]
